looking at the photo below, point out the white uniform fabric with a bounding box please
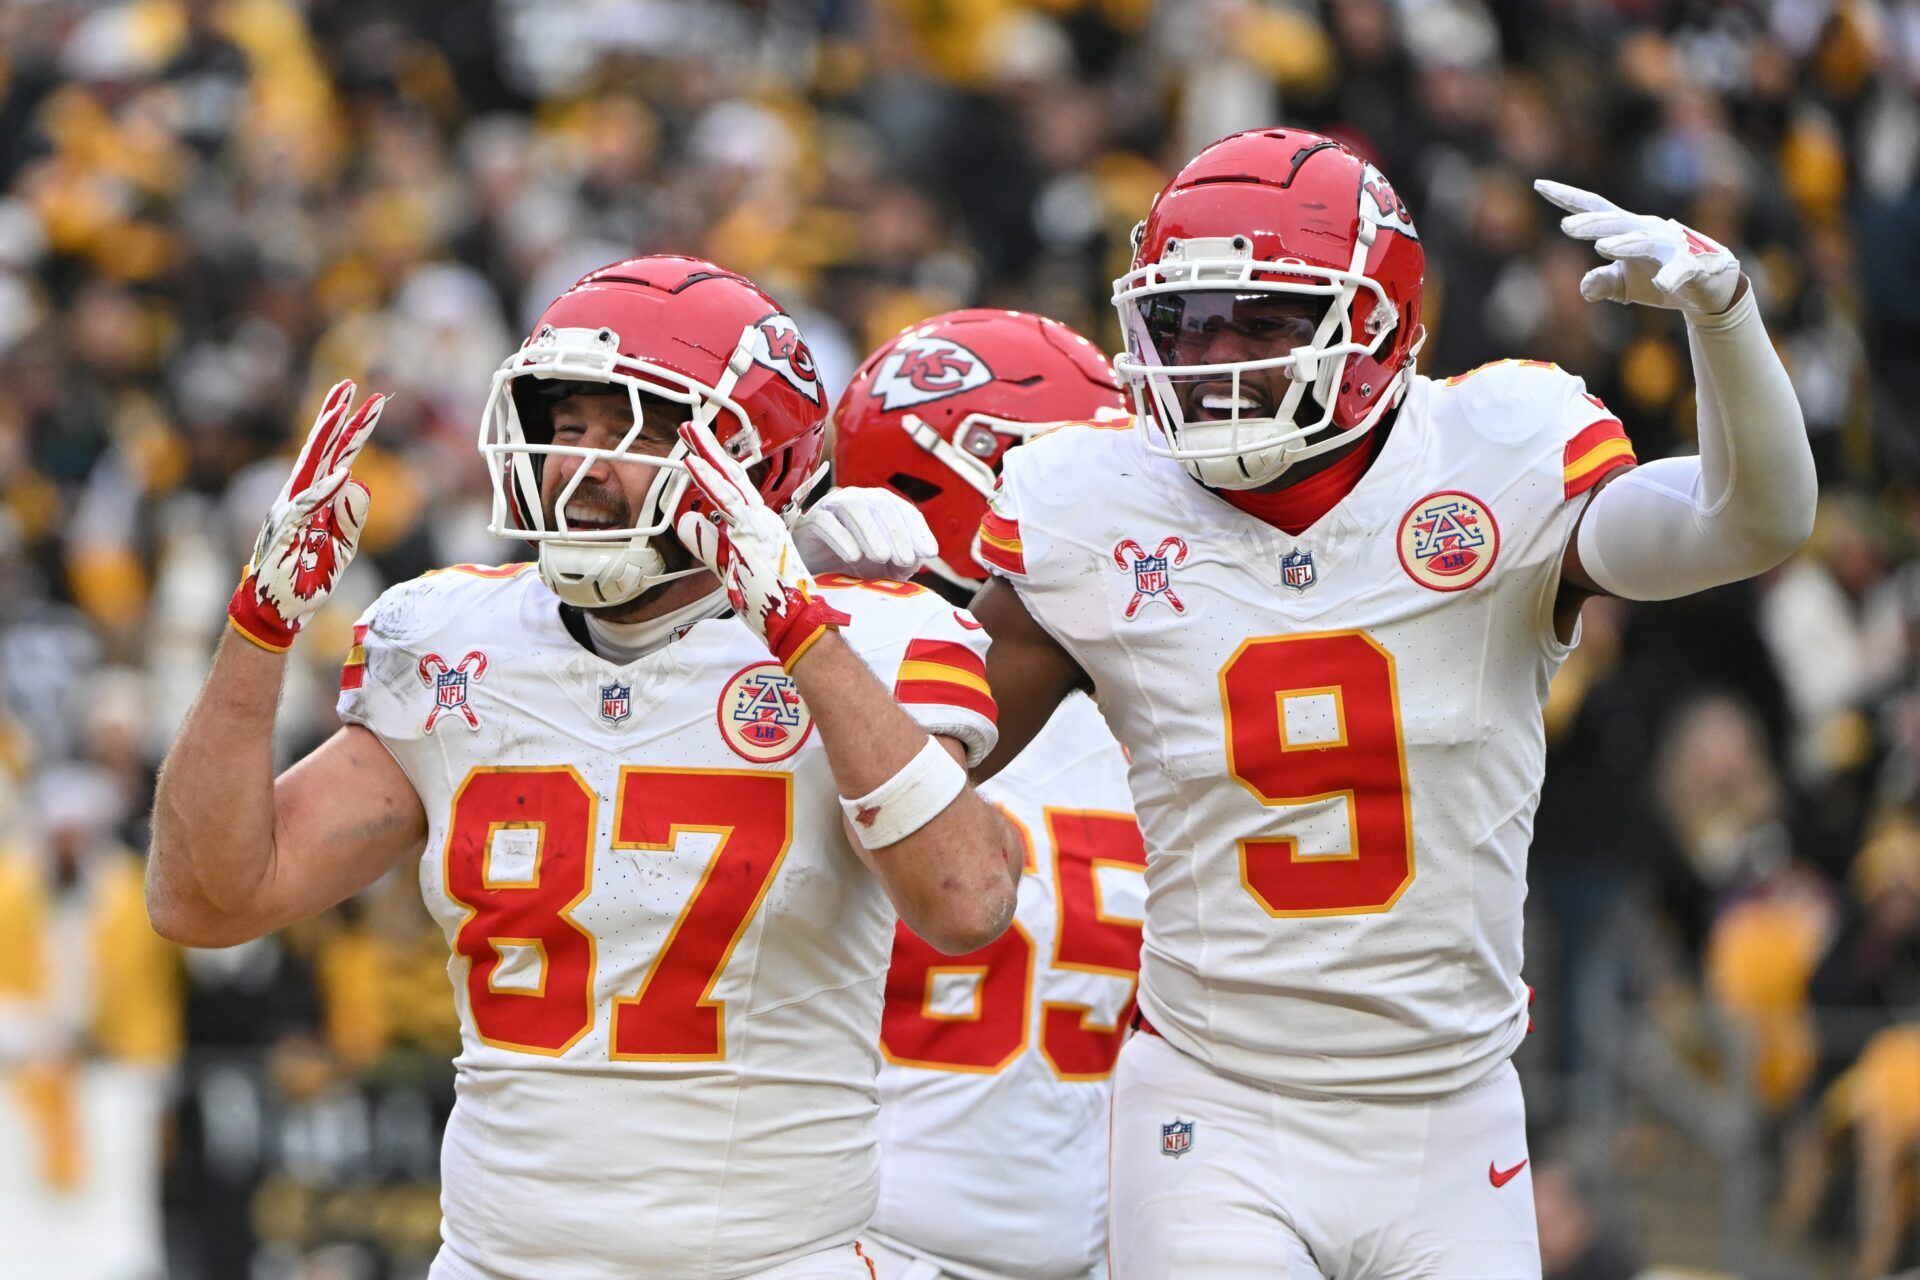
[871,694,1143,1280]
[986,362,1620,1100]
[430,1239,887,1280]
[1108,1032,1538,1280]
[339,565,995,1280]
[1574,288,1816,601]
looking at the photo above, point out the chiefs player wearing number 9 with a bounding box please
[969,130,1817,1278]
[832,310,1147,1280]
[147,257,1027,1280]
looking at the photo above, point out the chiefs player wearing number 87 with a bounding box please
[147,257,1025,1280]
[969,130,1818,1277]
[832,309,1147,1280]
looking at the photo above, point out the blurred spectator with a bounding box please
[0,763,179,1280]
[1534,1160,1652,1280]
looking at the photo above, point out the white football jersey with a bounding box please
[870,693,1144,1280]
[980,361,1636,1099]
[337,565,998,1280]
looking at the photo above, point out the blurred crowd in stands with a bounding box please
[0,0,1914,1277]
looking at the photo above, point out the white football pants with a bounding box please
[860,1230,1104,1280]
[1109,1032,1540,1280]
[429,1239,881,1280]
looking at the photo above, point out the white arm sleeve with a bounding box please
[1574,287,1817,600]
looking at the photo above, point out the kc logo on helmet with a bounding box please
[871,335,994,411]
[1360,162,1419,241]
[750,313,823,404]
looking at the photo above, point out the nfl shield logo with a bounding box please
[1161,1118,1194,1158]
[600,682,631,726]
[1133,556,1169,595]
[436,670,467,708]
[1280,549,1316,592]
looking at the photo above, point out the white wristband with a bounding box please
[840,737,966,850]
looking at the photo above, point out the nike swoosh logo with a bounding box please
[1489,1158,1529,1188]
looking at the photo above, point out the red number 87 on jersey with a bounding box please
[440,766,793,1059]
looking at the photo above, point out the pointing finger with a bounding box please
[1533,179,1615,216]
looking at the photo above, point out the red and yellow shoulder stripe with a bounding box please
[895,638,997,724]
[340,623,369,692]
[976,509,1025,576]
[1563,413,1636,500]
[423,561,535,580]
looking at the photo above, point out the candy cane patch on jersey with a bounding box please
[1114,536,1190,619]
[1397,491,1499,592]
[418,650,487,732]
[717,661,814,763]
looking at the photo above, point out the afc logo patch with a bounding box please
[417,650,488,733]
[870,334,994,411]
[1397,491,1499,592]
[599,681,631,726]
[1280,548,1316,592]
[717,662,814,763]
[1161,1118,1195,1158]
[1113,536,1191,619]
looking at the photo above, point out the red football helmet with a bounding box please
[833,309,1125,586]
[1111,128,1425,489]
[480,256,828,606]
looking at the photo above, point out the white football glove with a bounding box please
[674,419,851,670]
[1535,179,1742,315]
[792,487,939,578]
[228,380,385,651]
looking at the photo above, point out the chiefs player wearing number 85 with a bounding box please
[147,257,1027,1280]
[834,309,1145,1280]
[970,130,1817,1278]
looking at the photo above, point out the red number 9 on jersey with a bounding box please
[1220,630,1414,916]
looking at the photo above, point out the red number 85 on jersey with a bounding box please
[881,808,1148,1081]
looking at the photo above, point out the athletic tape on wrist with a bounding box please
[839,736,966,850]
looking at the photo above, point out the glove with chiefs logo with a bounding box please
[675,418,851,670]
[228,380,385,652]
[1535,180,1741,315]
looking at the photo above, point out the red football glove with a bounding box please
[673,417,849,670]
[228,381,385,651]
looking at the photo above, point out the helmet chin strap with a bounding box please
[1189,357,1412,490]
[539,536,683,607]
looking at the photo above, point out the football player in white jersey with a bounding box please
[831,310,1147,1280]
[966,130,1818,1278]
[146,257,1029,1280]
